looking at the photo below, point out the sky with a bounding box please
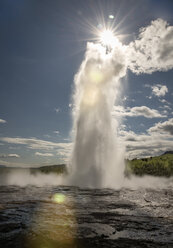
[0,0,173,167]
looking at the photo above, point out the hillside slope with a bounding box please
[126,152,173,177]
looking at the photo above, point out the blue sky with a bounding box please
[0,0,173,166]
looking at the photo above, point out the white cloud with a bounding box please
[131,106,165,118]
[55,108,60,113]
[35,152,54,157]
[128,19,173,74]
[57,149,71,158]
[118,118,173,159]
[159,105,172,111]
[148,118,173,135]
[0,154,20,158]
[112,105,165,118]
[0,137,72,151]
[159,99,171,104]
[118,129,173,159]
[0,119,6,124]
[151,84,168,97]
[0,137,73,164]
[54,131,60,135]
[164,105,172,110]
[56,144,72,161]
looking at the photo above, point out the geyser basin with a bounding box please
[0,185,172,248]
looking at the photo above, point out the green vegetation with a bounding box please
[1,153,173,178]
[30,164,67,175]
[126,152,173,177]
[0,164,67,175]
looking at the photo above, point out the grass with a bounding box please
[126,153,173,177]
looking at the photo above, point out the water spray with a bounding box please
[69,28,127,188]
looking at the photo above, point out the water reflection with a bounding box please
[26,190,77,248]
[52,193,66,204]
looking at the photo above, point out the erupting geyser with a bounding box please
[69,33,127,188]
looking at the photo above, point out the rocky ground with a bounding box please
[0,185,173,247]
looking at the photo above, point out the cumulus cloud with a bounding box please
[0,119,6,124]
[35,152,54,157]
[118,129,173,159]
[128,19,173,74]
[118,118,173,159]
[131,106,165,118]
[151,84,168,97]
[112,105,165,118]
[144,84,169,99]
[0,154,20,158]
[148,118,173,135]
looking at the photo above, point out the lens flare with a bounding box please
[81,86,99,106]
[26,193,77,247]
[88,68,104,84]
[109,15,114,19]
[100,29,117,48]
[52,193,66,204]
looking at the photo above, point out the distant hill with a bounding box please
[126,153,173,177]
[0,164,67,175]
[1,153,173,178]
[30,164,67,174]
[163,151,173,155]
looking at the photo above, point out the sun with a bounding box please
[100,29,117,48]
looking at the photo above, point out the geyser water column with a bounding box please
[70,35,127,188]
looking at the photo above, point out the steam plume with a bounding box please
[69,42,127,188]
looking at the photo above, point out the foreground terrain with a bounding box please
[0,185,172,247]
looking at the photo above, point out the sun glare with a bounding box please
[100,29,117,48]
[82,86,99,107]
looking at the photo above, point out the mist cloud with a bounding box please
[70,40,127,188]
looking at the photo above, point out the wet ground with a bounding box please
[0,185,173,247]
